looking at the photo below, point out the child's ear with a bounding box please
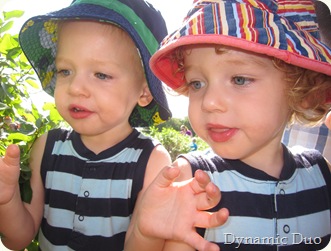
[137,85,153,107]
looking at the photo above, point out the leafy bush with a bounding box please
[146,126,209,161]
[0,9,64,204]
[0,9,66,251]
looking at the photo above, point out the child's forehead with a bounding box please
[57,20,130,39]
[182,45,273,66]
[57,20,138,51]
[56,20,143,70]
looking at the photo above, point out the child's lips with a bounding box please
[69,104,93,119]
[207,124,238,142]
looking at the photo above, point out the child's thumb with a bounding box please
[154,166,181,188]
[4,144,20,167]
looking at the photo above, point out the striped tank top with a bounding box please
[183,145,331,251]
[38,128,158,251]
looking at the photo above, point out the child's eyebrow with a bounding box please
[224,55,271,68]
[183,50,272,71]
[183,59,267,72]
[55,56,70,63]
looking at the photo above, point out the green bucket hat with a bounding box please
[19,0,172,127]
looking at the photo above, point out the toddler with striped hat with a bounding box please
[127,0,331,250]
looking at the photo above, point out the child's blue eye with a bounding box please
[57,69,71,77]
[189,81,205,90]
[233,76,247,85]
[95,72,111,80]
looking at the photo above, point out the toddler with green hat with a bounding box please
[0,0,180,250]
[126,0,331,250]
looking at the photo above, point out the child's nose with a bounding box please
[201,84,227,113]
[68,74,89,97]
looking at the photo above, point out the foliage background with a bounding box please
[1,9,66,251]
[147,122,209,161]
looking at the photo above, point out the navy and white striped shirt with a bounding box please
[183,145,331,251]
[38,128,158,251]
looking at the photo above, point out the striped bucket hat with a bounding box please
[19,0,171,127]
[150,0,331,91]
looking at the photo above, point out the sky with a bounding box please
[1,0,331,119]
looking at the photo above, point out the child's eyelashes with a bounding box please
[95,72,112,80]
[232,76,253,86]
[56,69,71,77]
[187,80,206,90]
[55,68,112,80]
[186,76,253,90]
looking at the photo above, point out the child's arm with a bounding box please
[0,135,46,250]
[125,156,229,251]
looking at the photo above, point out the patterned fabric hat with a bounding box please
[19,0,171,127]
[150,0,331,90]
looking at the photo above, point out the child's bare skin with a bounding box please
[125,164,229,251]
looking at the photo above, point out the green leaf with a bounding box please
[0,20,14,34]
[3,10,24,20]
[19,178,32,203]
[0,102,9,110]
[7,47,22,59]
[0,33,18,53]
[21,112,37,124]
[21,237,39,251]
[7,132,33,142]
[17,122,37,135]
[20,164,32,179]
[49,108,63,122]
[26,79,40,89]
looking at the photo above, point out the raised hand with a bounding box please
[133,165,229,251]
[0,144,21,205]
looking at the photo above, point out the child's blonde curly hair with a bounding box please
[170,45,331,126]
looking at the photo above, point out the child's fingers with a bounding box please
[153,166,181,188]
[183,232,220,251]
[196,181,221,210]
[190,169,213,193]
[0,145,20,204]
[194,208,229,229]
[3,145,20,167]
[190,170,221,210]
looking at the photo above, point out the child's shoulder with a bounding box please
[135,130,160,146]
[178,149,224,173]
[287,145,330,181]
[287,145,326,166]
[47,127,73,140]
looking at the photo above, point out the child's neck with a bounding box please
[80,127,134,155]
[241,144,284,179]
